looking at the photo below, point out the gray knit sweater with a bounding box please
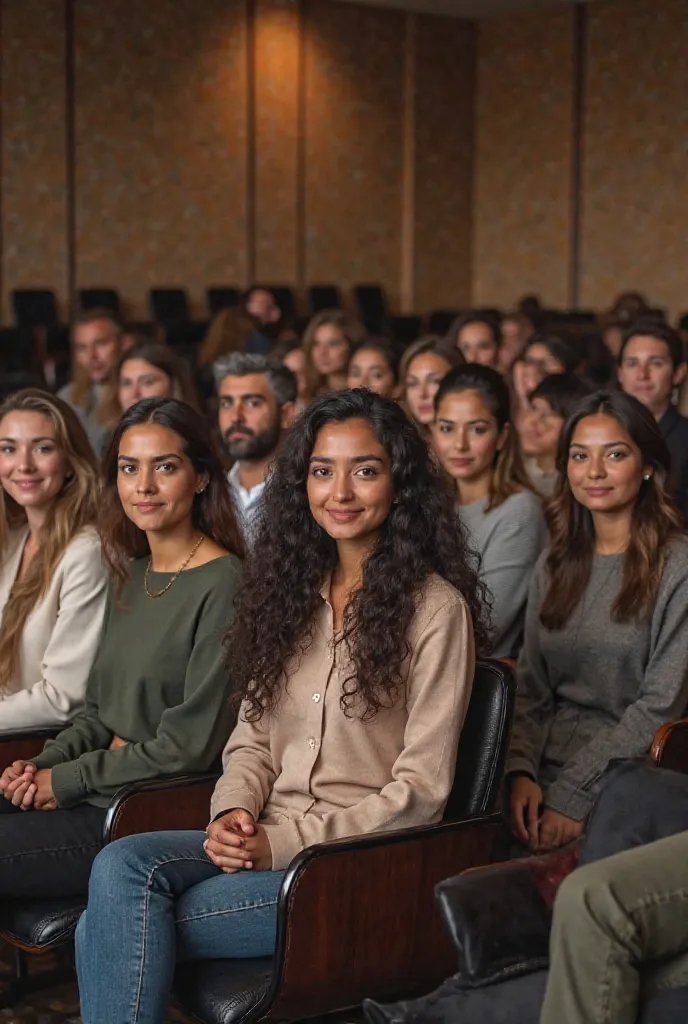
[507,540,688,820]
[458,489,545,658]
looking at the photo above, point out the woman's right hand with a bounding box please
[509,773,543,848]
[204,808,257,873]
[0,761,37,808]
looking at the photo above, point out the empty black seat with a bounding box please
[307,285,341,315]
[354,285,388,333]
[11,289,59,329]
[78,288,121,315]
[149,288,190,325]
[207,287,240,317]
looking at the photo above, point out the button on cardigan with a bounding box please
[211,574,475,870]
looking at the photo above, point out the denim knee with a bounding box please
[86,835,154,901]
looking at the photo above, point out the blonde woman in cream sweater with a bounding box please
[0,389,107,731]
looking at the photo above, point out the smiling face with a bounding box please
[0,410,70,513]
[116,422,205,535]
[456,322,499,367]
[432,390,506,488]
[118,358,174,411]
[618,335,685,419]
[521,397,565,460]
[404,352,452,426]
[310,324,351,377]
[306,418,394,546]
[567,412,648,516]
[347,347,396,397]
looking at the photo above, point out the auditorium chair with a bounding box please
[149,288,205,347]
[207,287,240,317]
[428,310,461,336]
[367,718,688,1024]
[78,288,121,316]
[306,284,341,314]
[354,284,389,333]
[11,290,59,331]
[0,660,514,1018]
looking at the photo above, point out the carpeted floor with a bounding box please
[0,940,187,1024]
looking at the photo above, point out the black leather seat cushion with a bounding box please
[1,897,85,948]
[174,957,272,1024]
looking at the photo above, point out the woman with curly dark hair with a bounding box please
[75,389,489,1024]
[0,398,242,906]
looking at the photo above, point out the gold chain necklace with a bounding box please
[144,535,205,599]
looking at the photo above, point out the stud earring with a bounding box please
[643,474,651,481]
[196,485,206,494]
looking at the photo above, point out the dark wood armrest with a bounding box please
[0,728,61,767]
[435,843,581,986]
[651,719,688,774]
[258,814,502,1022]
[103,772,220,842]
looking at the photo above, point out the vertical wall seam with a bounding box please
[246,0,257,286]
[569,2,587,309]
[65,0,76,318]
[400,10,416,314]
[295,0,307,292]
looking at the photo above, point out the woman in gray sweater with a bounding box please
[508,390,688,852]
[432,364,545,658]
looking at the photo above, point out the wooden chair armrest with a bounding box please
[103,772,220,842]
[651,719,688,774]
[259,814,502,1022]
[0,728,61,767]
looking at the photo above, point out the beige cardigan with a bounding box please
[0,525,108,732]
[211,574,475,870]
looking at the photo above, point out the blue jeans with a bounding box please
[75,830,285,1024]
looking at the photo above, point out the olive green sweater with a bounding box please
[32,554,241,808]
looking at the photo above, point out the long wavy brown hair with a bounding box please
[99,398,244,597]
[541,391,682,630]
[302,309,366,396]
[434,364,535,511]
[0,390,100,691]
[226,389,491,721]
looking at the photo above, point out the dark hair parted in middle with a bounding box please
[100,397,244,593]
[434,364,534,510]
[226,388,491,721]
[542,390,682,630]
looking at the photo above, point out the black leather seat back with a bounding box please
[11,289,58,329]
[149,288,190,324]
[307,284,341,313]
[79,288,120,315]
[443,659,515,821]
[207,287,240,316]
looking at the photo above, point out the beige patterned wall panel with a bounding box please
[580,0,688,318]
[473,7,574,310]
[1,0,68,323]
[74,0,248,320]
[304,0,405,312]
[414,15,475,313]
[254,0,300,286]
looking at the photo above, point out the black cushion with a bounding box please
[174,957,272,1024]
[1,897,85,948]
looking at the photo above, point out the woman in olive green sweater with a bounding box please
[0,398,243,900]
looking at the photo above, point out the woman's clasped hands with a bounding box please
[0,761,57,810]
[204,808,273,873]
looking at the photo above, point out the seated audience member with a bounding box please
[512,332,582,431]
[215,353,297,543]
[117,342,200,413]
[400,336,463,440]
[198,287,282,366]
[273,341,310,414]
[75,389,489,1023]
[499,312,533,375]
[347,338,400,397]
[58,308,123,454]
[508,391,688,852]
[0,398,243,901]
[302,309,365,395]
[432,365,544,659]
[0,390,106,731]
[617,317,688,522]
[520,374,592,496]
[447,313,500,367]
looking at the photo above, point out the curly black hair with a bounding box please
[226,389,491,720]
